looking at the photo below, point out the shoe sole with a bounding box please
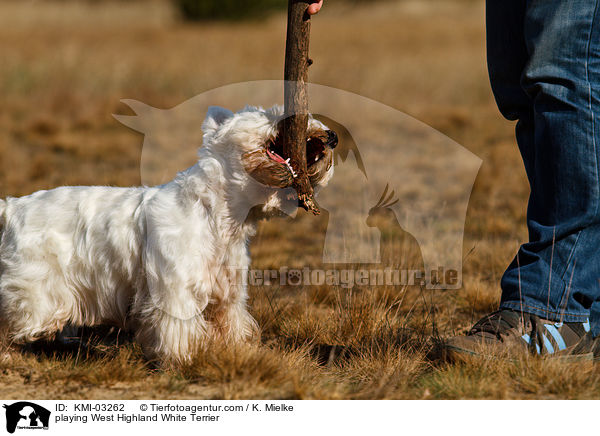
[444,344,594,363]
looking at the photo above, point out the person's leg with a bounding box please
[498,0,600,331]
[444,0,600,360]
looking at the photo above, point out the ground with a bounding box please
[1,0,598,399]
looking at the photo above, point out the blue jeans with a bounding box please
[487,0,600,335]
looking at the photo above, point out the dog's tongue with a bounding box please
[267,148,286,164]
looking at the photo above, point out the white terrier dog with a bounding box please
[0,105,337,366]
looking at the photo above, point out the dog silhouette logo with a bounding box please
[3,402,50,433]
[114,81,482,290]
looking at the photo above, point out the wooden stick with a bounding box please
[283,0,320,215]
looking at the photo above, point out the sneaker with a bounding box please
[570,331,600,359]
[444,309,592,361]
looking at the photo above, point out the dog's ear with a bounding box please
[202,106,234,136]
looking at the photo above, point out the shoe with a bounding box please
[444,309,592,361]
[570,331,600,360]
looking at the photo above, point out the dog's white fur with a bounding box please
[0,105,333,365]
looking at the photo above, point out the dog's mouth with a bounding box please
[265,129,338,172]
[242,125,338,190]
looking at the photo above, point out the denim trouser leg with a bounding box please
[486,0,600,334]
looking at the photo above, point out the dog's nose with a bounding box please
[326,130,338,149]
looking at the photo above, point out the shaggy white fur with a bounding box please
[0,105,334,366]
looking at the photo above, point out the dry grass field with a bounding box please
[1,0,599,400]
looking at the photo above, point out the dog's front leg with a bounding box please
[134,307,209,367]
[218,300,259,343]
[132,282,211,367]
[202,271,259,343]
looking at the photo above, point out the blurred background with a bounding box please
[0,0,503,191]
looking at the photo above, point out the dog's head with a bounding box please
[201,105,337,212]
